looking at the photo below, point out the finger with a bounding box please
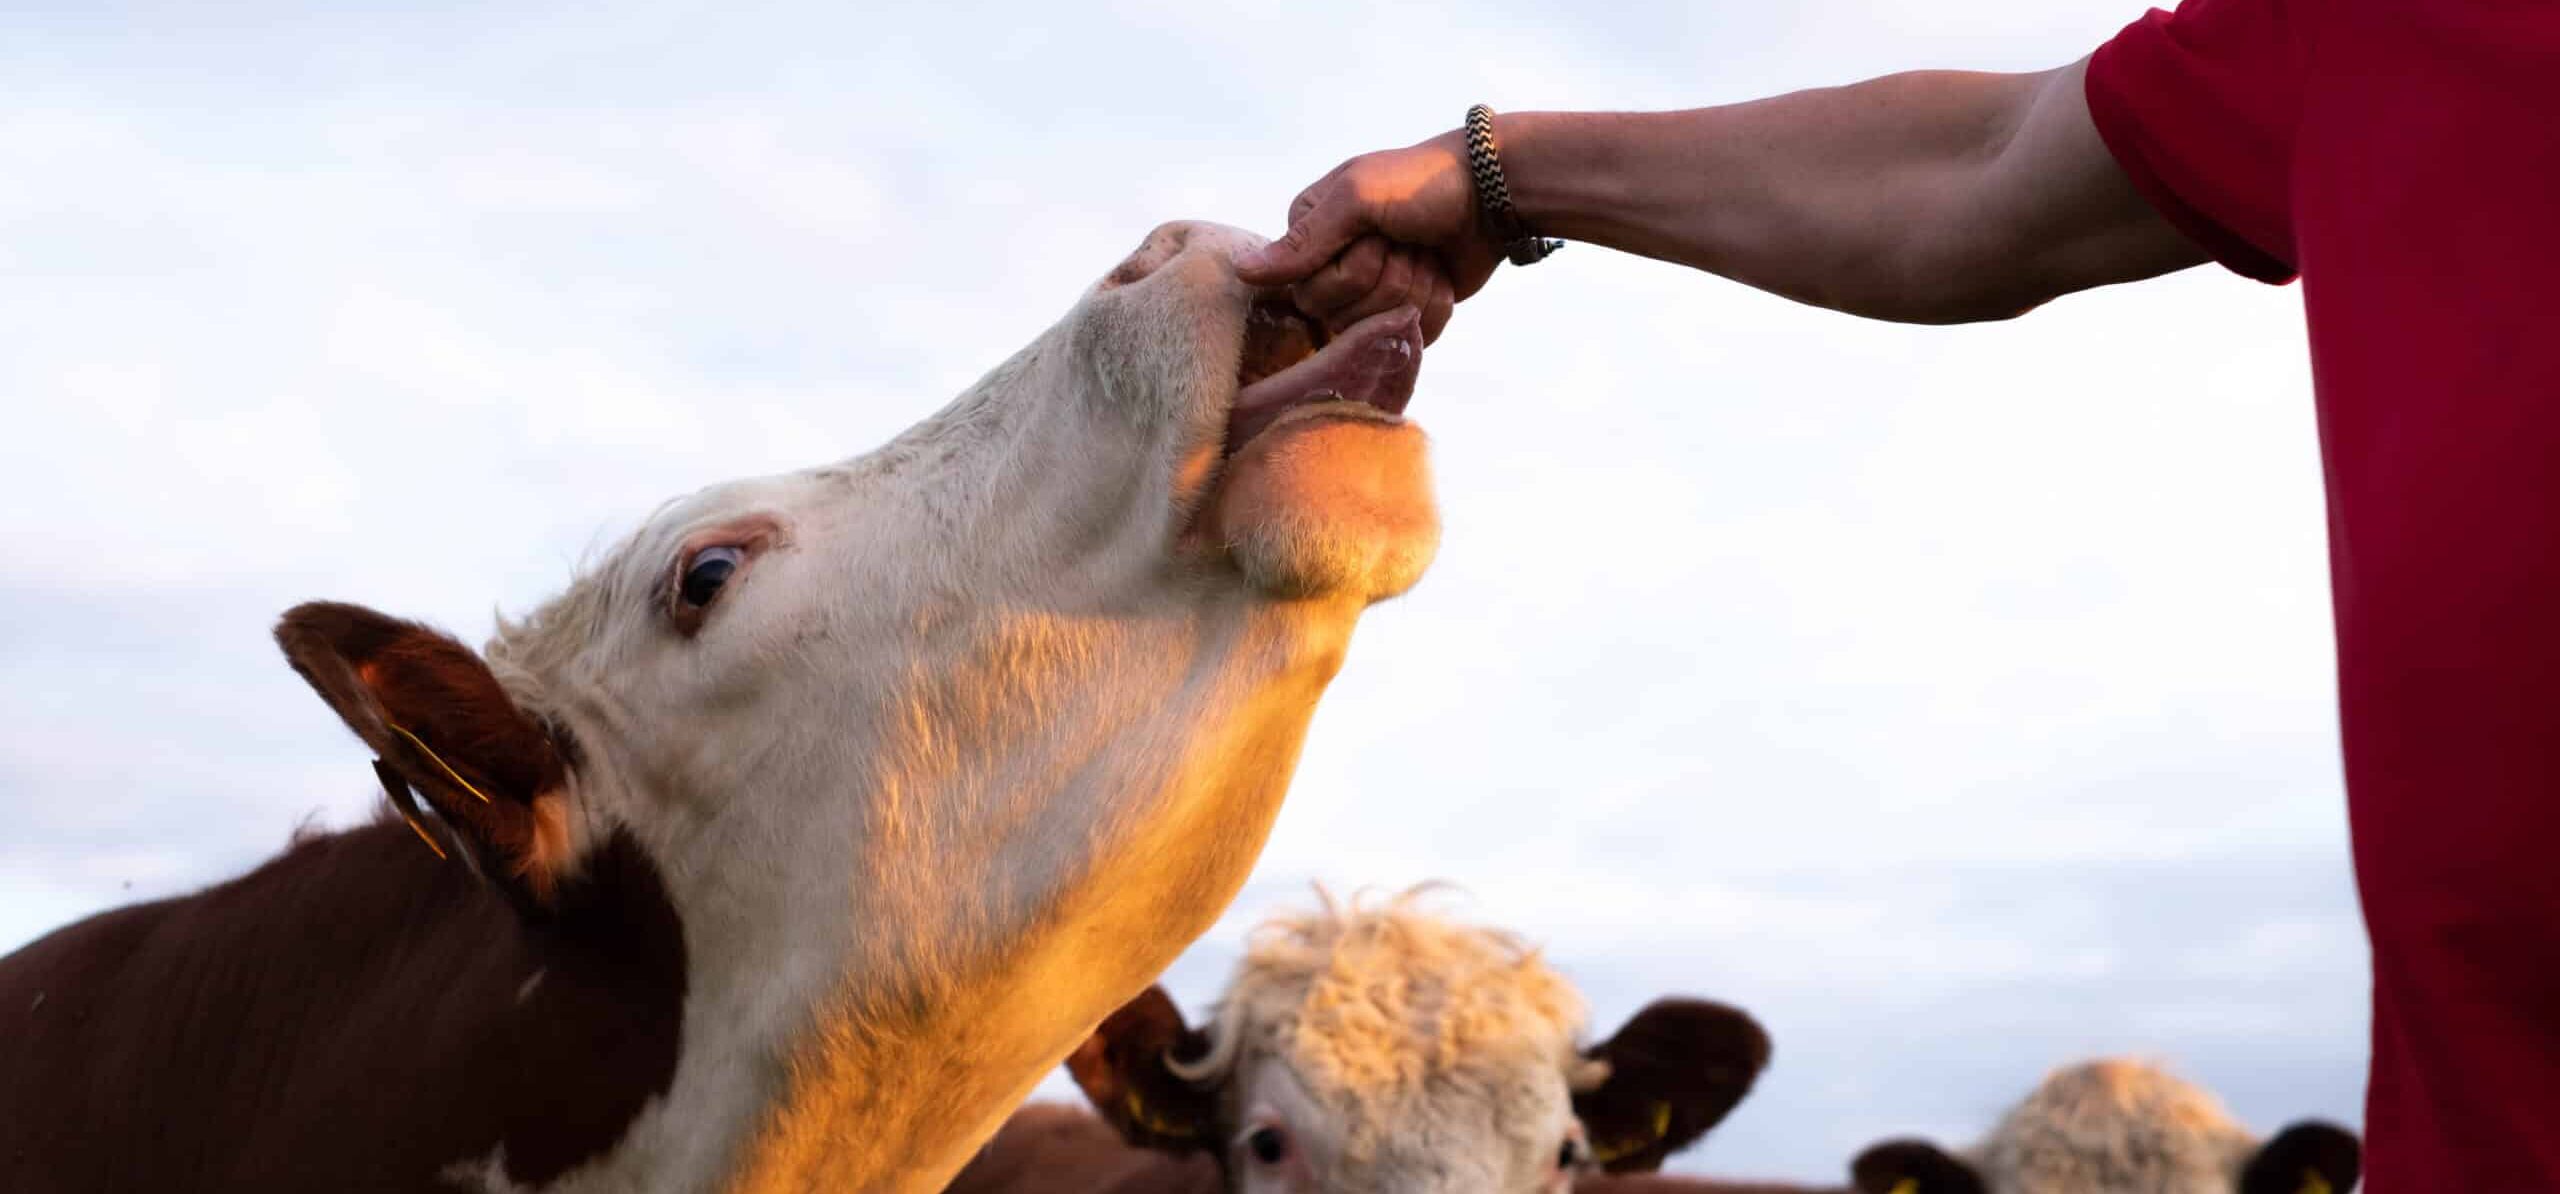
[1235,173,1372,286]
[1287,185,1321,227]
[1421,272,1456,345]
[1325,245,1421,334]
[1291,235,1388,324]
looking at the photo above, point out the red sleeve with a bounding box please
[2084,0,2310,284]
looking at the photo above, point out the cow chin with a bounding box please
[1213,403,1439,602]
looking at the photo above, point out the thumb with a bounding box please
[1236,186,1368,286]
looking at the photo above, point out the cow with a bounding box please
[1575,1179,1842,1194]
[946,890,1774,1193]
[0,220,1443,1194]
[942,1111,1828,1194]
[1849,1058,2362,1194]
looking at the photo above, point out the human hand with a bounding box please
[1234,130,1500,344]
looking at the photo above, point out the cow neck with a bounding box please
[575,601,1346,1191]
[705,743,1316,1189]
[0,816,685,1192]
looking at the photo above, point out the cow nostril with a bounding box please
[1099,222,1199,291]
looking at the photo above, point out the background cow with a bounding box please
[1850,1058,2361,1194]
[948,890,1772,1193]
[0,221,1441,1193]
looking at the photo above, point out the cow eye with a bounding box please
[679,546,745,609]
[1245,1125,1289,1166]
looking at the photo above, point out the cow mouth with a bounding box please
[1226,298,1422,455]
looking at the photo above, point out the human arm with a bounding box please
[1238,59,2208,328]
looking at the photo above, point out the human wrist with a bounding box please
[1485,110,1631,251]
[1463,107,1565,265]
[1484,111,1571,239]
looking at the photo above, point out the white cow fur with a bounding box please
[1170,891,1602,1193]
[1967,1059,2266,1193]
[445,222,1436,1192]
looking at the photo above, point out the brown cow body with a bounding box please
[942,1106,1836,1194]
[0,820,682,1191]
[1578,1177,1840,1194]
[945,1105,1222,1194]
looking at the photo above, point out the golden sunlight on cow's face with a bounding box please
[1096,220,1440,604]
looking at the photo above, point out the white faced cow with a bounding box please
[0,221,1441,1193]
[948,890,1773,1193]
[1850,1058,2362,1194]
[1569,1058,2361,1194]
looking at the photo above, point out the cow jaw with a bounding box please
[1095,220,1440,605]
[1208,304,1438,603]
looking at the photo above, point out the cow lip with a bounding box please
[1237,295,1326,389]
[1225,304,1423,455]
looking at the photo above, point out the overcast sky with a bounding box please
[0,0,2364,1182]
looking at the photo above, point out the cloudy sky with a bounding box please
[0,0,2363,1181]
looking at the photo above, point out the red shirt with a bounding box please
[2088,1,2560,1187]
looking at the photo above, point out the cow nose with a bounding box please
[1099,222,1199,291]
[1098,221,1273,293]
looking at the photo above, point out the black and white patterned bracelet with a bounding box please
[1464,104,1564,266]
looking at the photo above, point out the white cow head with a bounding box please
[274,221,1440,1191]
[1850,1059,2362,1194]
[1064,891,1772,1193]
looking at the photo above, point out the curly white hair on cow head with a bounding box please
[1849,1058,2362,1194]
[1065,887,1772,1194]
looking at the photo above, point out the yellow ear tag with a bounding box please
[1887,1180,1920,1194]
[1589,1101,1674,1165]
[2297,1170,2333,1194]
[1125,1092,1196,1140]
[386,721,494,804]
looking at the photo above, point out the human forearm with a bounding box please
[1497,64,2202,322]
[1246,62,2204,328]
[1495,80,2018,320]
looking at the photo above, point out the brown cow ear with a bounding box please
[277,601,576,913]
[1065,985,1219,1155]
[1850,1139,1985,1194]
[1573,998,1772,1173]
[2240,1121,2360,1194]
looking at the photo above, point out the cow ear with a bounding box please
[1064,985,1219,1155]
[2240,1121,2360,1194]
[1850,1138,1986,1194]
[1573,998,1772,1173]
[276,601,577,913]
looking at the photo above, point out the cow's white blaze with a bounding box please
[456,221,1437,1192]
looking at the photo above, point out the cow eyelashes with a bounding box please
[662,517,789,634]
[669,544,751,635]
[679,546,745,608]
